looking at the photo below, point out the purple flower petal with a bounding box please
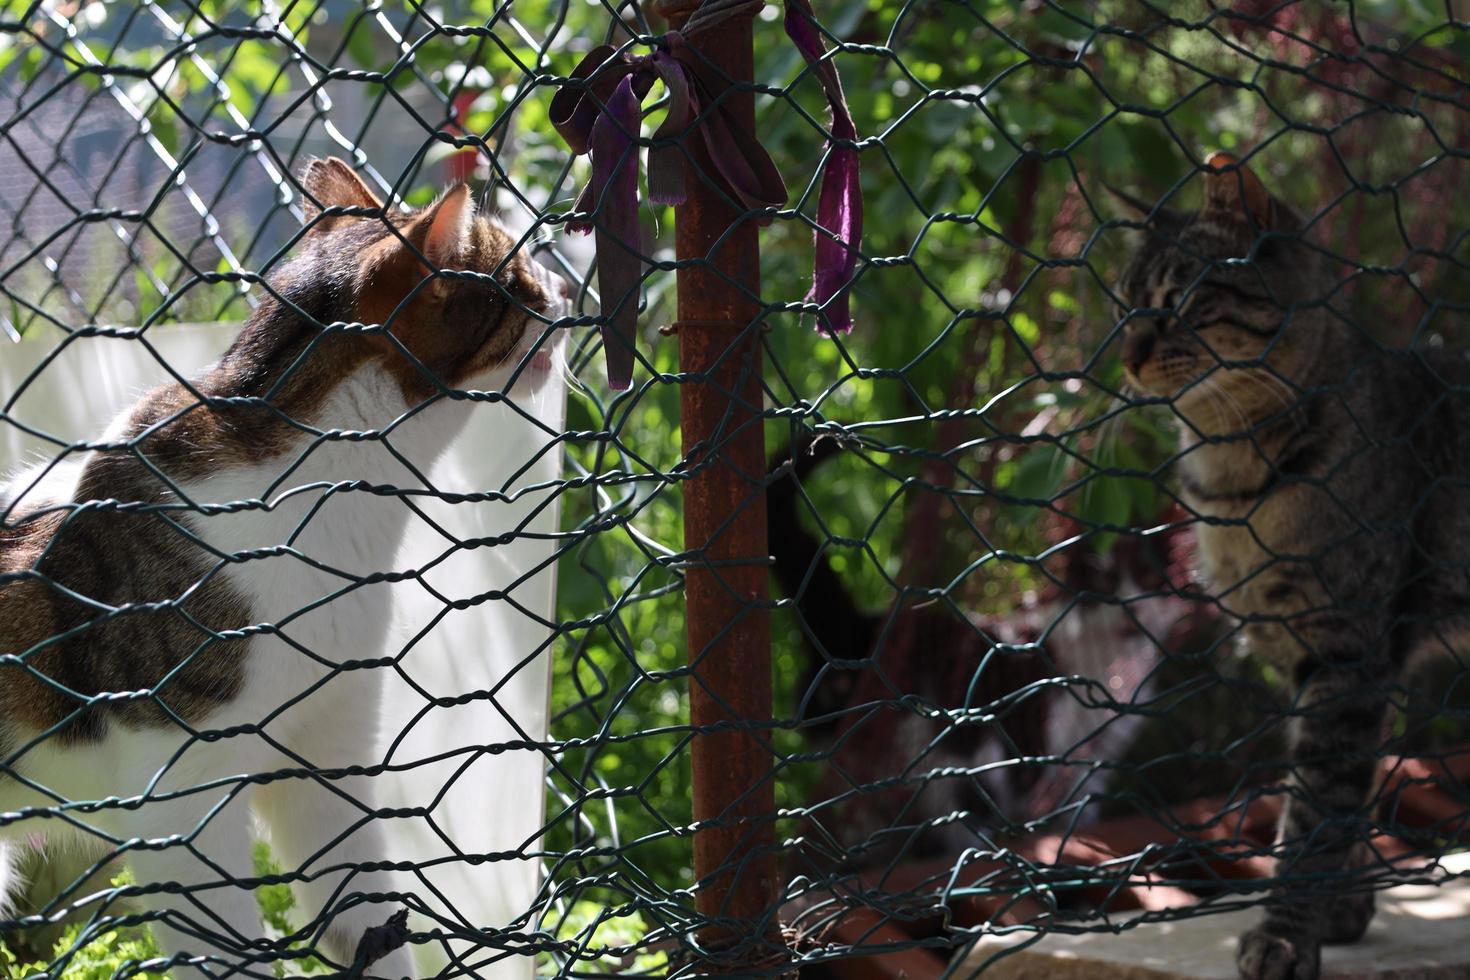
[783,0,826,73]
[549,45,619,154]
[588,74,644,390]
[785,0,863,333]
[695,90,787,217]
[551,6,866,378]
[647,51,693,207]
[567,180,595,235]
[661,46,785,218]
[808,145,861,334]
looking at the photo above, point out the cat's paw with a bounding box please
[1321,886,1375,945]
[1236,925,1320,980]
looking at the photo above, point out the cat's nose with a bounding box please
[1122,328,1156,372]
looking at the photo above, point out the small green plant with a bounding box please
[0,844,330,980]
[249,843,330,979]
[1,940,48,980]
[536,901,667,977]
[28,925,165,980]
[0,869,166,980]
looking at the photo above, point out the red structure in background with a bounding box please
[447,89,479,183]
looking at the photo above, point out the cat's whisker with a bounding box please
[1198,377,1249,439]
[1215,385,1255,439]
[1243,368,1299,415]
[559,347,590,395]
[1196,384,1227,433]
[1219,364,1281,412]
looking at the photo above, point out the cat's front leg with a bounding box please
[1318,839,1377,944]
[255,771,416,980]
[1236,662,1389,980]
[254,671,415,980]
[9,731,281,975]
[115,784,273,976]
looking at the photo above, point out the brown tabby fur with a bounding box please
[1117,153,1470,980]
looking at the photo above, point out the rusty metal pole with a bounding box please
[654,1,782,973]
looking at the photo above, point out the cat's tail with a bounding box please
[767,432,876,724]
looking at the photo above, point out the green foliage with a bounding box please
[252,842,298,940]
[0,870,165,980]
[536,901,667,976]
[542,0,1470,905]
[250,843,330,977]
[8,0,1470,969]
[0,846,331,980]
[0,925,164,980]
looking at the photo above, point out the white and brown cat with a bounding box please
[0,157,568,977]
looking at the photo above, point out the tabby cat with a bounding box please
[0,157,567,977]
[1116,152,1468,980]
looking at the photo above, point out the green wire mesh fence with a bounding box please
[3,2,1470,979]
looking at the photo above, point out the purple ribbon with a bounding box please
[551,1,862,388]
[785,0,862,336]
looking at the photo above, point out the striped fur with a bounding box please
[1116,154,1470,980]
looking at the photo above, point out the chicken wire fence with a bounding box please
[3,1,1470,979]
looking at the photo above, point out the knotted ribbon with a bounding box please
[550,0,862,389]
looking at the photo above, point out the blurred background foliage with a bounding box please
[547,0,1470,908]
[4,0,1470,973]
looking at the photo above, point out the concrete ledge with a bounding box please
[956,854,1470,979]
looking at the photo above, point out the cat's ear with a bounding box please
[415,184,476,270]
[1202,152,1273,228]
[1103,184,1180,226]
[1104,184,1154,219]
[360,184,477,292]
[299,157,383,229]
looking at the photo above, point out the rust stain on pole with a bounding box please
[655,0,783,972]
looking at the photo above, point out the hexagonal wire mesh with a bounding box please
[2,1,1470,979]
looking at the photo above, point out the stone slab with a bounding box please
[956,853,1470,979]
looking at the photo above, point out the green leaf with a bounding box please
[1009,441,1069,502]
